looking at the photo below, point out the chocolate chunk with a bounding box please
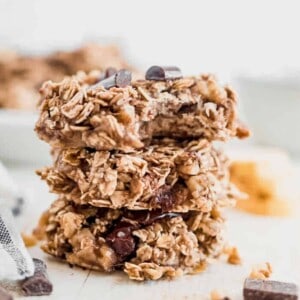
[105,67,117,78]
[106,222,136,259]
[178,103,198,114]
[21,258,53,296]
[97,69,132,89]
[115,70,132,87]
[94,68,119,84]
[0,286,13,300]
[145,66,183,81]
[243,278,298,300]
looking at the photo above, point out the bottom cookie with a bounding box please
[37,198,225,281]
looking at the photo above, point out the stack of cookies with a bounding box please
[35,66,249,281]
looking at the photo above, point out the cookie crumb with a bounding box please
[191,261,207,274]
[33,211,49,240]
[210,290,230,300]
[224,246,242,265]
[249,262,273,279]
[22,233,38,247]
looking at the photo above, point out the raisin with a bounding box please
[150,183,189,211]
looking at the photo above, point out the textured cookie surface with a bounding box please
[35,71,248,151]
[37,139,238,212]
[38,198,225,281]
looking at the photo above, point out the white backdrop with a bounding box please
[0,0,299,80]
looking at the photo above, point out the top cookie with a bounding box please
[35,66,249,151]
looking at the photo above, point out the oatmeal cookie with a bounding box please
[39,197,226,281]
[35,70,249,151]
[37,139,238,211]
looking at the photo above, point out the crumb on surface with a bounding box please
[224,246,242,265]
[22,233,38,247]
[32,211,49,240]
[210,289,230,300]
[249,262,273,279]
[191,261,207,274]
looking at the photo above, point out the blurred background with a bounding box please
[0,0,300,164]
[1,0,300,75]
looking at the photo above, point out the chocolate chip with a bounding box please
[21,258,53,296]
[243,278,298,300]
[178,103,198,114]
[0,286,12,300]
[97,69,131,89]
[115,70,132,87]
[85,147,96,153]
[145,66,183,81]
[95,67,117,82]
[106,222,136,259]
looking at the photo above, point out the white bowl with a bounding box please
[235,75,300,155]
[0,109,51,165]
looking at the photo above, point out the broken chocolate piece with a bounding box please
[97,69,132,89]
[145,66,183,81]
[0,286,13,300]
[21,258,53,296]
[243,278,298,300]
